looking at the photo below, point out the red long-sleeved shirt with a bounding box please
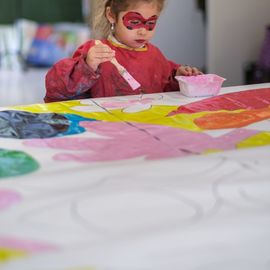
[44,39,180,102]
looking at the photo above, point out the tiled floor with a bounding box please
[0,68,48,107]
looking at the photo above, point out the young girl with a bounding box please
[44,0,202,103]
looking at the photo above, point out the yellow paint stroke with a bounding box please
[237,132,270,149]
[0,248,27,263]
[106,105,205,131]
[11,101,123,123]
[203,149,223,155]
[12,100,82,114]
[12,102,208,132]
[11,102,270,135]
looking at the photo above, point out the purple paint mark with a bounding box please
[0,189,22,210]
[0,236,58,252]
[24,122,260,163]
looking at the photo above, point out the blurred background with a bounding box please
[0,0,270,106]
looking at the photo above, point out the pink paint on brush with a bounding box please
[111,58,141,90]
[175,74,226,97]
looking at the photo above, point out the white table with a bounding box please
[0,68,48,106]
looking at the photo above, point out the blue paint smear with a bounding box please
[60,114,97,136]
[0,111,97,139]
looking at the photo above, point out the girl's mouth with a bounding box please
[135,39,146,44]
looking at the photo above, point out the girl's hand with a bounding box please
[86,40,115,71]
[176,65,203,76]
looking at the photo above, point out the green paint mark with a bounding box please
[0,149,39,178]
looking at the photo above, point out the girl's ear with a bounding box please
[106,7,116,24]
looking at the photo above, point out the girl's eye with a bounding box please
[129,20,141,25]
[146,20,157,26]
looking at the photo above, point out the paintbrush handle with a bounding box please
[95,40,141,90]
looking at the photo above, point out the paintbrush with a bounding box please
[95,40,141,90]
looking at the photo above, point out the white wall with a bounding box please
[207,0,270,86]
[152,0,205,70]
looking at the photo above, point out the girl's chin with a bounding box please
[117,38,147,49]
[130,41,147,48]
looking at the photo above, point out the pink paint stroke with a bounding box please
[24,122,259,163]
[0,189,22,210]
[0,236,58,252]
[100,98,154,108]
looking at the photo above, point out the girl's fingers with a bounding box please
[94,45,114,53]
[89,46,115,62]
[86,42,115,70]
[94,52,115,59]
[93,47,115,60]
[181,65,203,76]
[182,66,192,75]
[99,57,115,63]
[94,39,115,54]
[191,67,202,75]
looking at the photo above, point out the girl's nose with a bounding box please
[137,27,147,35]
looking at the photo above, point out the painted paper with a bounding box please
[0,87,270,269]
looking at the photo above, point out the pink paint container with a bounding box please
[175,74,226,97]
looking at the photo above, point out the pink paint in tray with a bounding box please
[175,74,226,97]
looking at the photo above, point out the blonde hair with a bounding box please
[90,0,166,39]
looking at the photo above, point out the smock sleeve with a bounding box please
[163,60,181,92]
[44,41,99,103]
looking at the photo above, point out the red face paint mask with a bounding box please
[122,12,158,31]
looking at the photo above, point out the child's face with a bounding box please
[112,2,160,48]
